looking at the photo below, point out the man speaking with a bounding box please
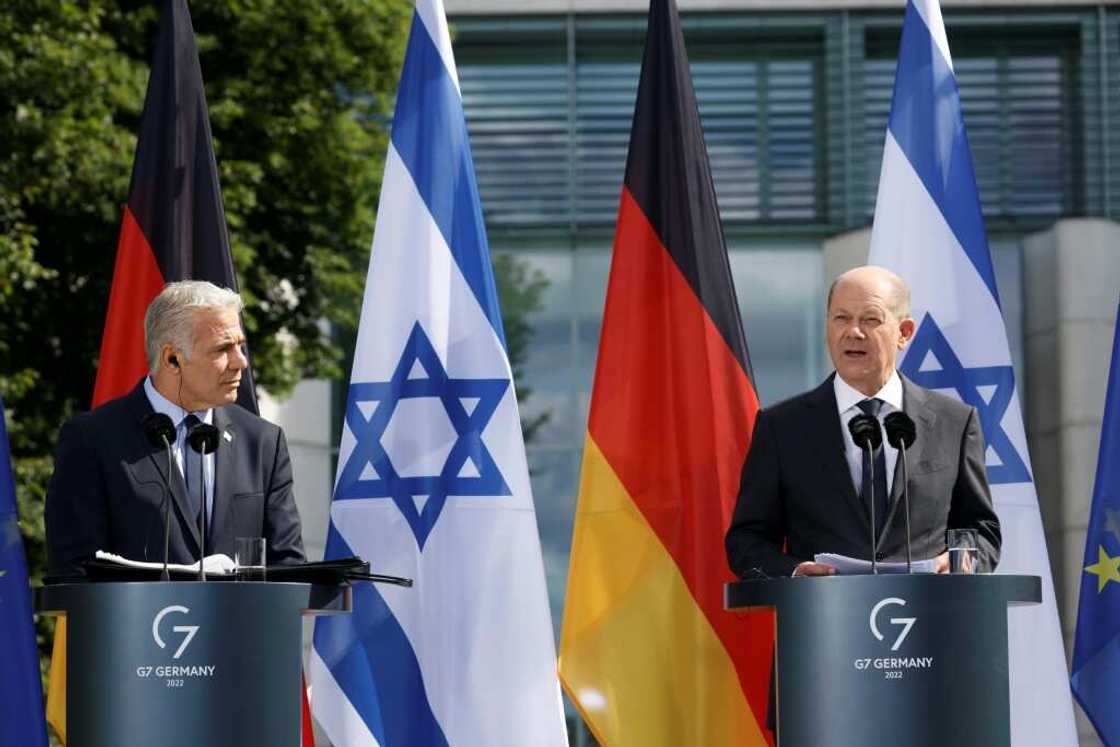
[725,265,1000,577]
[46,281,305,577]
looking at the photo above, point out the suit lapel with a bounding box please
[209,407,236,550]
[124,382,202,552]
[806,376,870,528]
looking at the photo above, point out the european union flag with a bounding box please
[0,395,48,746]
[1072,299,1120,747]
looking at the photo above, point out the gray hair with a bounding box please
[144,281,244,372]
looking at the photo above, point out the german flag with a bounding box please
[557,0,771,743]
[44,0,295,742]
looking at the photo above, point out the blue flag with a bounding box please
[307,1,566,744]
[0,396,48,747]
[1071,299,1120,747]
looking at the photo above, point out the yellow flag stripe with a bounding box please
[559,437,767,747]
[46,617,67,743]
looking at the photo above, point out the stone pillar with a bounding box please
[1023,218,1120,747]
[822,227,871,284]
[258,379,335,563]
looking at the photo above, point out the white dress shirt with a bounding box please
[144,376,215,520]
[834,371,903,498]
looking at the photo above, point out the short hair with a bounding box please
[826,266,911,320]
[144,281,244,372]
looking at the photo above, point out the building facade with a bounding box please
[282,2,1120,743]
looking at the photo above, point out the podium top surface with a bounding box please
[725,573,1041,611]
[36,580,351,616]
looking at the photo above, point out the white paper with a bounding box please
[94,550,235,575]
[814,552,937,575]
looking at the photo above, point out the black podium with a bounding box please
[725,574,1040,747]
[37,582,350,747]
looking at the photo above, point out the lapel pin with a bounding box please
[223,430,233,443]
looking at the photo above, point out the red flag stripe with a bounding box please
[588,187,772,727]
[91,205,166,406]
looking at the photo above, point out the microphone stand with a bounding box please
[899,441,912,574]
[141,428,176,582]
[161,437,174,581]
[197,452,207,583]
[186,423,220,583]
[865,440,878,576]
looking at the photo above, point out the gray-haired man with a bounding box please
[46,280,305,577]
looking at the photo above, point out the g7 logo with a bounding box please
[152,605,199,660]
[869,597,915,652]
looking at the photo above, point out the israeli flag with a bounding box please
[308,2,567,745]
[869,2,1076,744]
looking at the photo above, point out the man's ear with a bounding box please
[899,317,917,348]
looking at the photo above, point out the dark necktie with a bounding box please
[857,398,889,537]
[183,414,204,533]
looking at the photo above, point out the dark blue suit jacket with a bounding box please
[725,374,1001,577]
[46,380,305,576]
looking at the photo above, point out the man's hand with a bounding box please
[933,551,950,574]
[793,561,837,576]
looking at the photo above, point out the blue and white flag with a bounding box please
[308,2,567,745]
[1071,298,1120,747]
[0,396,49,747]
[868,1,1077,744]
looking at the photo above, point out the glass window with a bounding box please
[863,28,1080,223]
[729,245,826,404]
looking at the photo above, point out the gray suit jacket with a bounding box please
[725,374,1000,577]
[46,380,305,577]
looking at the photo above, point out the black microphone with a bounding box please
[186,423,221,582]
[142,413,177,582]
[885,411,918,574]
[848,413,882,574]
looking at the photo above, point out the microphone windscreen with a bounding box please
[883,411,917,449]
[142,413,177,447]
[847,413,882,450]
[186,423,221,455]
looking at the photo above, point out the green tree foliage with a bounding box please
[0,4,550,670]
[0,0,414,674]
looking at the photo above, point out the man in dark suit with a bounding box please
[46,281,305,577]
[725,265,1000,577]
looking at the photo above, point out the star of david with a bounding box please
[899,313,1031,485]
[335,322,511,549]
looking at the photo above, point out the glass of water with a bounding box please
[234,537,267,581]
[947,529,979,574]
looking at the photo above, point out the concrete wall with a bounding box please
[1023,219,1120,747]
[258,379,335,563]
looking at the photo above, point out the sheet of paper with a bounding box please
[814,552,937,575]
[95,550,235,575]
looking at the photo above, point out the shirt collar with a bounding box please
[834,370,903,415]
[143,376,213,427]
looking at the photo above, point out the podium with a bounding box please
[725,574,1040,747]
[37,581,350,747]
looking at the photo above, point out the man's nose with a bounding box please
[231,345,249,369]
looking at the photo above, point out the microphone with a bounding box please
[884,411,917,574]
[186,423,221,582]
[848,413,882,574]
[142,413,177,582]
